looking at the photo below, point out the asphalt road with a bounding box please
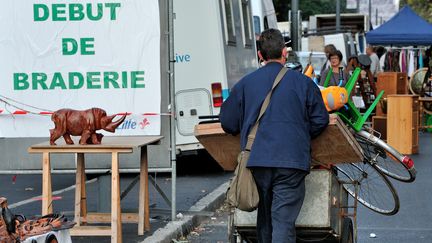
[0,150,232,242]
[356,132,432,243]
[184,133,432,243]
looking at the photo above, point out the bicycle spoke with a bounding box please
[335,162,399,215]
[355,131,415,182]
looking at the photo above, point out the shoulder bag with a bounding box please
[226,67,288,212]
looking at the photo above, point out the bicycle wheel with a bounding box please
[356,130,416,182]
[335,162,400,215]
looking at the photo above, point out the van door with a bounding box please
[175,88,213,136]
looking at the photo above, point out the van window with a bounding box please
[221,0,236,45]
[240,0,253,48]
[253,16,261,35]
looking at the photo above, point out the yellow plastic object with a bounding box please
[321,86,348,111]
[303,64,314,78]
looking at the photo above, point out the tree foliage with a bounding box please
[400,0,432,23]
[273,0,356,22]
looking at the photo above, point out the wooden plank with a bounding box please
[74,154,84,226]
[111,152,122,243]
[195,115,363,167]
[69,226,112,236]
[311,115,363,164]
[42,152,53,215]
[85,213,139,224]
[80,154,87,223]
[139,146,150,234]
[194,123,240,171]
[28,136,163,150]
[29,148,133,154]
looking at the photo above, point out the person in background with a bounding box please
[319,44,337,77]
[319,50,350,87]
[366,45,380,77]
[220,28,329,243]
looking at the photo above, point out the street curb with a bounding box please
[141,181,230,243]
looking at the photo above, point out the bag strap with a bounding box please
[245,67,288,151]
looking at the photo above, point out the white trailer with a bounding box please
[173,0,259,153]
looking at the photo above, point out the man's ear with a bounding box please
[282,48,288,58]
[258,50,264,62]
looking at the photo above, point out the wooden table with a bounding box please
[28,136,163,243]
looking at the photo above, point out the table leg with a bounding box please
[74,153,86,225]
[42,152,52,215]
[111,152,122,243]
[138,146,150,235]
[80,154,87,223]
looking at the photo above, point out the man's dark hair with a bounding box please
[329,50,343,61]
[258,29,285,61]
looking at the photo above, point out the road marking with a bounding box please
[9,178,97,209]
[358,227,432,231]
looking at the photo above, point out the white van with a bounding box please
[251,0,278,35]
[173,0,259,153]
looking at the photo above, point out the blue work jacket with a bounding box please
[219,62,329,171]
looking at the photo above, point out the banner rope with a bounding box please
[0,97,46,116]
[0,95,173,117]
[0,94,53,113]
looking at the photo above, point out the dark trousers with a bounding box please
[251,167,307,243]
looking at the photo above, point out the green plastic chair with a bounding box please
[323,67,384,132]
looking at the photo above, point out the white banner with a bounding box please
[0,0,161,137]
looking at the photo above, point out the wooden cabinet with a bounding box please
[387,95,419,154]
[372,116,387,141]
[376,72,408,116]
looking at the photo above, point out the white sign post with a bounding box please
[0,0,161,137]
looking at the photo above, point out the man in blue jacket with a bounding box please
[220,29,329,243]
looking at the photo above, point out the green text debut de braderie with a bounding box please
[13,2,146,91]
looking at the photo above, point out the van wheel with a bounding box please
[340,217,353,243]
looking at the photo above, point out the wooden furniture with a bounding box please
[387,95,419,154]
[194,123,240,171]
[372,116,387,141]
[419,97,432,130]
[376,72,408,116]
[194,114,362,168]
[28,136,163,243]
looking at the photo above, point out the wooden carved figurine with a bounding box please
[1,197,75,242]
[49,108,126,145]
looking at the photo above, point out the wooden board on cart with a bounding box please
[194,114,362,171]
[194,123,240,171]
[311,114,363,165]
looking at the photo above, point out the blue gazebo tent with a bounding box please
[366,6,432,45]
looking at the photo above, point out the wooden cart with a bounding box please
[194,114,363,170]
[228,169,356,243]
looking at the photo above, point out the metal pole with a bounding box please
[368,0,372,24]
[291,0,299,51]
[356,0,360,13]
[168,0,177,221]
[375,8,378,26]
[336,0,341,32]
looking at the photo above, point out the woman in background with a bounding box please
[319,50,350,87]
